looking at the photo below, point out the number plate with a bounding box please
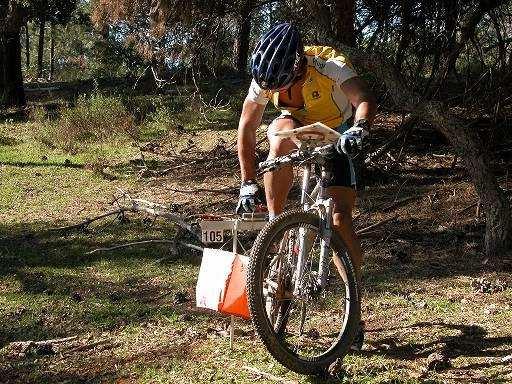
[202,230,224,244]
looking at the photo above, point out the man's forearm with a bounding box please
[341,77,377,128]
[238,124,257,181]
[354,97,377,127]
[237,98,266,182]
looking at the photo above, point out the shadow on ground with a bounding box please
[365,322,512,382]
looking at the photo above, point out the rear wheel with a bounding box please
[247,209,360,375]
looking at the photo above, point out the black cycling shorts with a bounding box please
[323,151,356,188]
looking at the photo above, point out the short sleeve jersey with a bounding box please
[247,45,358,128]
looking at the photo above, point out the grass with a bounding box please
[1,85,512,383]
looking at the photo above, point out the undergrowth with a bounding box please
[29,89,237,153]
[33,93,136,153]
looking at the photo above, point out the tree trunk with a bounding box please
[421,102,511,256]
[414,50,427,84]
[427,44,442,89]
[0,35,4,96]
[48,23,55,81]
[332,0,355,47]
[395,0,413,72]
[489,11,506,71]
[326,38,512,256]
[443,0,458,76]
[367,20,383,51]
[37,17,45,79]
[0,31,26,107]
[236,0,253,75]
[439,0,507,87]
[25,21,30,69]
[309,1,334,41]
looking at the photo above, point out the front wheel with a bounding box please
[247,209,360,375]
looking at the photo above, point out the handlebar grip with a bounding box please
[258,159,274,170]
[258,155,294,172]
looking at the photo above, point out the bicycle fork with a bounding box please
[317,197,334,288]
[292,164,334,296]
[292,164,311,297]
[293,163,334,297]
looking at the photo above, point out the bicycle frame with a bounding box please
[258,142,348,299]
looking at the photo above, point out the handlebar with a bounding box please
[258,143,337,173]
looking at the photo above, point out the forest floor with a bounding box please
[0,80,511,384]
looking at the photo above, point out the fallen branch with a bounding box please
[86,239,203,255]
[130,198,199,239]
[9,335,79,350]
[52,209,128,232]
[242,366,298,384]
[158,159,200,174]
[365,114,416,165]
[60,339,116,356]
[167,186,237,195]
[53,196,201,245]
[356,215,399,235]
[7,335,80,356]
[39,336,79,344]
[458,201,478,215]
[381,196,420,212]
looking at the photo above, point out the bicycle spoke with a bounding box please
[259,222,351,359]
[248,210,359,373]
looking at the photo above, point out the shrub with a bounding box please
[43,93,136,152]
[141,97,189,140]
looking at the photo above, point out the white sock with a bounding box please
[268,211,276,221]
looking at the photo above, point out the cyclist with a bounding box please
[236,22,376,350]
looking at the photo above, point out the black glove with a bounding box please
[336,120,370,155]
[236,180,261,214]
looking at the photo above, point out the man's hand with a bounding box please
[236,180,262,214]
[336,120,369,155]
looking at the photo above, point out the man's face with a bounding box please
[274,81,295,92]
[272,60,307,92]
[272,70,306,92]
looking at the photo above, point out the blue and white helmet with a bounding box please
[251,23,304,90]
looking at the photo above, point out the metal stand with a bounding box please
[230,220,238,350]
[199,213,267,350]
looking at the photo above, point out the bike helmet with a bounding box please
[251,22,304,90]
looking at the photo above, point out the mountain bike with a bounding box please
[246,123,360,375]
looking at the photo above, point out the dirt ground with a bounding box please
[0,86,511,383]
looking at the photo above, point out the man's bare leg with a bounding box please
[328,186,365,350]
[264,118,299,217]
[327,186,363,282]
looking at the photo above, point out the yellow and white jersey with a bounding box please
[247,45,358,128]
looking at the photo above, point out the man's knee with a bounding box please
[267,118,298,158]
[332,211,353,229]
